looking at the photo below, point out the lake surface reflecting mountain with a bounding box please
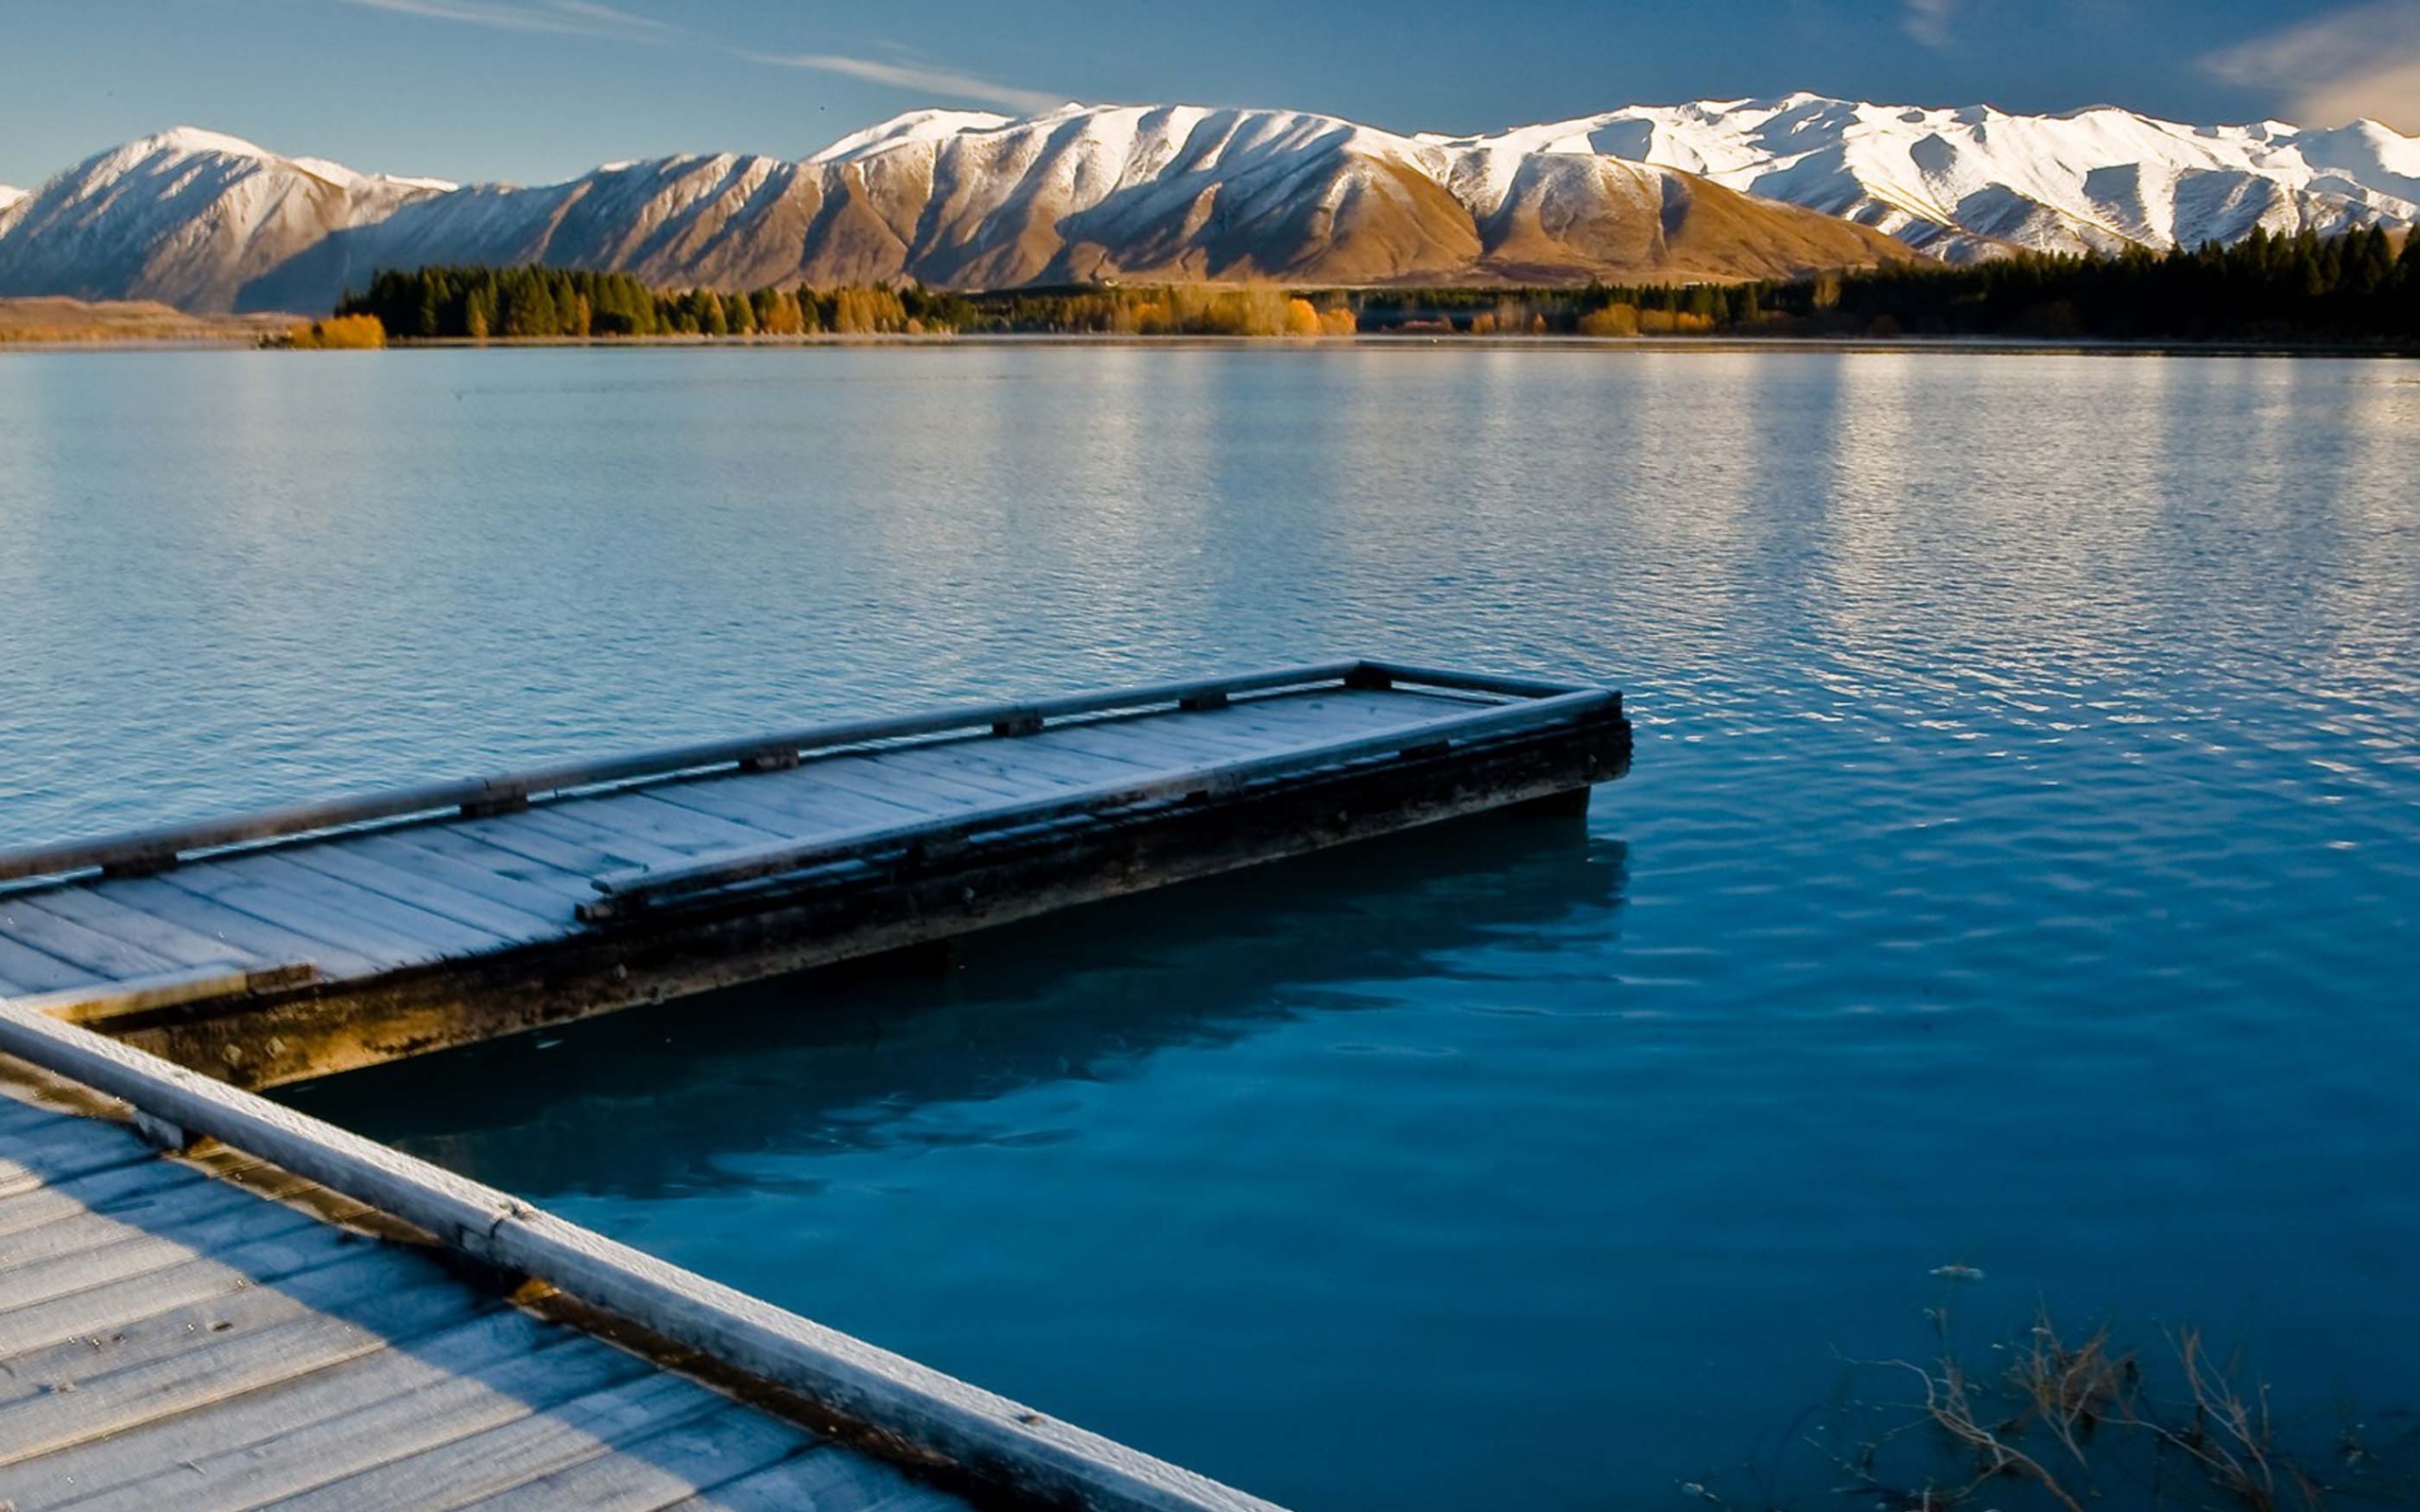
[4,346,2416,1510]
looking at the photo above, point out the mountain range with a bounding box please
[2,95,2413,315]
[1434,96,2420,262]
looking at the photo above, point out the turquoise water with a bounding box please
[4,347,2417,1508]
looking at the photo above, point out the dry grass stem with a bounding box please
[2011,1310,2132,1473]
[1698,1301,2417,1512]
[1889,1355,2086,1512]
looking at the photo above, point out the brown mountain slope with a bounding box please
[1472,155,1907,282]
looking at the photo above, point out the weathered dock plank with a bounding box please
[0,1085,883,1512]
[6,889,251,973]
[15,1315,641,1512]
[0,1229,375,1359]
[0,1001,1285,1512]
[259,1374,747,1512]
[90,874,380,979]
[0,661,1628,1086]
[0,898,183,983]
[656,1449,966,1512]
[451,1400,825,1512]
[2,1277,491,1466]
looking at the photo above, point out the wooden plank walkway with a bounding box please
[0,1005,1283,1512]
[0,1072,969,1512]
[0,662,1628,1086]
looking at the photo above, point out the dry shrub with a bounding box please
[1319,304,1358,336]
[1579,303,1640,337]
[286,313,386,350]
[1103,286,1294,335]
[1639,308,1716,334]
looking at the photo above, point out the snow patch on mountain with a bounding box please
[808,109,1018,163]
[1421,94,2420,259]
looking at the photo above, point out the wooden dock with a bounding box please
[0,1074,964,1512]
[0,659,1626,1509]
[0,999,1281,1512]
[0,662,1629,1089]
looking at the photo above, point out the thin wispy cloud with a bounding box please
[1902,0,1956,49]
[335,0,674,40]
[548,0,671,29]
[327,0,1063,117]
[751,52,1067,114]
[2202,0,2420,130]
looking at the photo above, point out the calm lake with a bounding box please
[3,346,2416,1510]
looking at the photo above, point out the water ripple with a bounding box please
[8,348,2416,1512]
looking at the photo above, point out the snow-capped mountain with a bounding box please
[0,186,25,215]
[780,103,1901,288]
[0,128,452,311]
[2,109,1904,311]
[5,98,2414,312]
[1428,94,2420,260]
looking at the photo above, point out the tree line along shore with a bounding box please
[268,225,2420,350]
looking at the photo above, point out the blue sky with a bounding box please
[4,0,2416,187]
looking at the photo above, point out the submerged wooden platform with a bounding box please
[0,661,1628,1087]
[0,1003,1281,1512]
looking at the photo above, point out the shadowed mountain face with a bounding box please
[0,107,1907,314]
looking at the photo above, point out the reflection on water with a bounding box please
[4,347,2418,1511]
[297,814,1624,1198]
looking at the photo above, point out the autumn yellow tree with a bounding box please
[758,289,807,335]
[285,314,387,349]
[830,285,908,334]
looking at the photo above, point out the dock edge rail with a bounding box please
[0,659,1607,888]
[0,994,1288,1512]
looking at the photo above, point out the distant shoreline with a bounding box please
[4,293,2412,360]
[0,297,295,346]
[9,331,2415,359]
